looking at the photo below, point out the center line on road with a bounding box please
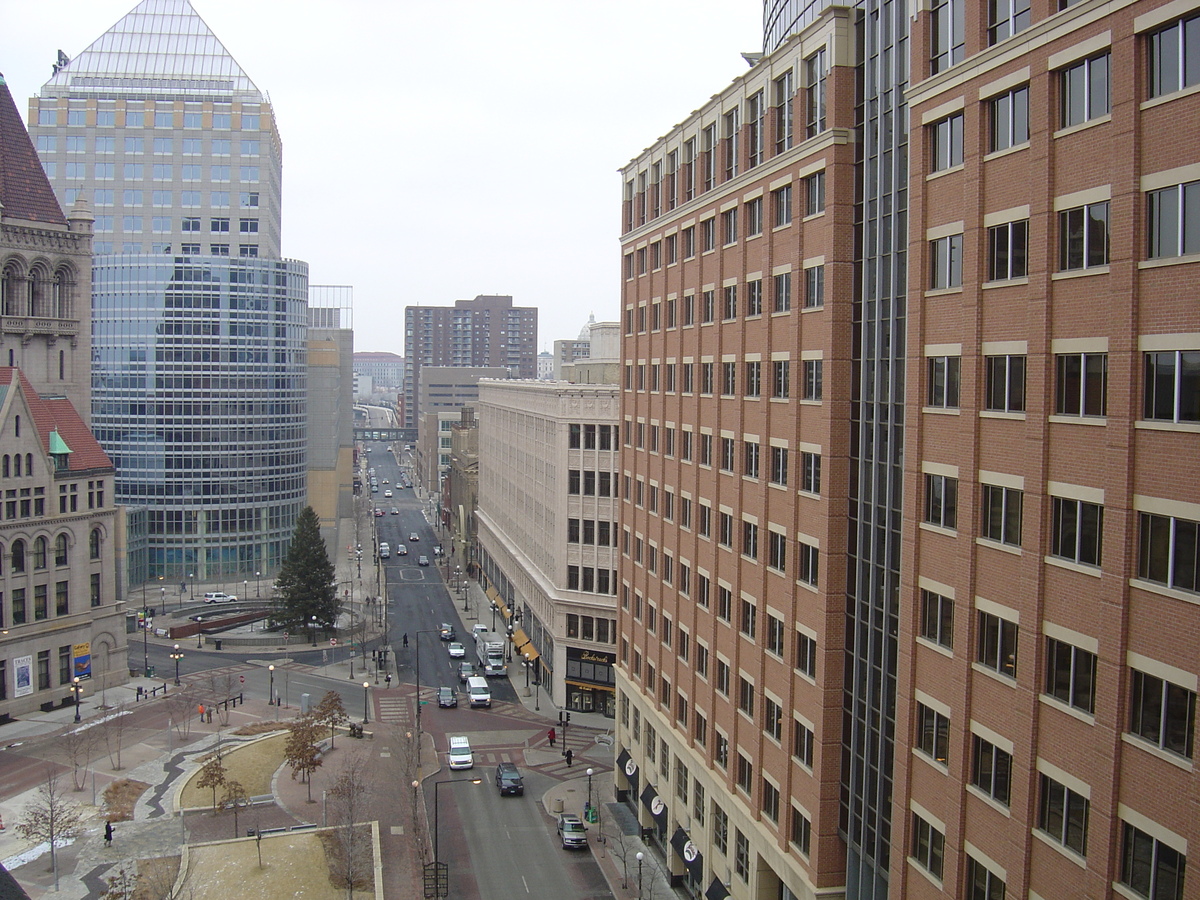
[522,876,530,893]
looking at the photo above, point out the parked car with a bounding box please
[418,555,430,566]
[373,508,384,517]
[495,762,524,796]
[439,623,456,641]
[379,542,391,559]
[408,532,420,542]
[436,686,457,708]
[203,591,236,604]
[447,642,465,658]
[457,662,476,683]
[556,813,588,849]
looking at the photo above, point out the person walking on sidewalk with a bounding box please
[402,633,409,648]
[565,748,573,767]
[548,727,556,747]
[104,821,113,847]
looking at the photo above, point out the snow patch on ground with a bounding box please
[2,836,76,870]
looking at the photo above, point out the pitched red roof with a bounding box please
[0,368,112,473]
[0,74,67,226]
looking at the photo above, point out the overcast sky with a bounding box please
[1,1,763,354]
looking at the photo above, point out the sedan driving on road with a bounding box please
[437,686,457,708]
[447,642,465,658]
[418,555,430,566]
[408,532,420,542]
[439,623,456,641]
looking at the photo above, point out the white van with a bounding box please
[447,735,473,769]
[466,676,492,708]
[379,542,390,559]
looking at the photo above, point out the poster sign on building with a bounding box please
[73,643,92,679]
[13,656,33,697]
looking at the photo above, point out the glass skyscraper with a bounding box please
[29,0,308,580]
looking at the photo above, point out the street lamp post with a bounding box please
[188,573,194,601]
[171,644,184,686]
[160,586,165,618]
[196,617,203,648]
[243,580,247,602]
[522,651,531,697]
[412,628,440,766]
[490,602,497,633]
[256,571,261,598]
[72,677,81,723]
[636,851,644,899]
[362,681,370,725]
[311,614,318,647]
[268,664,275,707]
[142,592,149,677]
[586,767,594,812]
[433,778,482,869]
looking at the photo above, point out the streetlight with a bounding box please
[434,778,482,869]
[170,644,184,686]
[256,571,261,598]
[362,681,370,725]
[412,628,440,765]
[160,586,165,617]
[490,601,497,633]
[142,592,149,677]
[586,767,594,813]
[522,650,532,697]
[311,614,318,646]
[188,573,194,601]
[71,677,81,723]
[243,579,248,602]
[268,664,276,707]
[636,851,644,899]
[196,617,203,648]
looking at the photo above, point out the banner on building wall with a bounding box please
[73,643,92,679]
[13,656,33,697]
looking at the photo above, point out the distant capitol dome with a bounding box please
[577,313,597,341]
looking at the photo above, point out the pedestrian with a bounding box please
[565,748,573,767]
[548,727,556,747]
[402,633,409,648]
[104,821,113,847]
[198,704,205,723]
[385,673,392,687]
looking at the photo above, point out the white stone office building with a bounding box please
[475,380,620,716]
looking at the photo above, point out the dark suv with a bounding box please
[495,762,524,796]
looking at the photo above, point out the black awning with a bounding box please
[671,826,704,879]
[706,875,731,900]
[618,748,639,795]
[640,783,667,828]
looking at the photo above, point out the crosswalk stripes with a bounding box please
[375,695,412,724]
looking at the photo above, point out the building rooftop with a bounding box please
[0,75,67,225]
[39,0,263,101]
[0,368,114,473]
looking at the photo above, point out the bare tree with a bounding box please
[196,756,227,810]
[58,724,98,792]
[314,690,349,750]
[284,715,322,802]
[164,684,199,741]
[327,752,373,898]
[206,671,236,727]
[100,863,136,899]
[16,765,83,892]
[100,703,131,770]
[603,817,636,890]
[220,779,249,838]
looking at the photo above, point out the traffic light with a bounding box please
[566,711,571,724]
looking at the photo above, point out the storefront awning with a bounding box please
[671,826,704,880]
[565,679,614,693]
[511,628,532,651]
[617,748,640,796]
[706,876,731,900]
[640,783,667,829]
[485,585,499,603]
[517,643,540,663]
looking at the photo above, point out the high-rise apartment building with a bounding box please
[0,76,128,714]
[402,294,538,428]
[476,380,621,715]
[617,1,1198,899]
[28,0,309,581]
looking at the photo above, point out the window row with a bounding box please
[623,359,823,401]
[1,530,103,575]
[567,423,618,450]
[564,613,616,644]
[38,106,261,131]
[50,162,260,183]
[565,565,617,595]
[566,518,618,547]
[566,469,617,497]
[62,189,259,209]
[0,645,89,699]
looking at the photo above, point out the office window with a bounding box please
[1056,353,1108,416]
[738,679,756,722]
[1059,202,1110,270]
[803,359,823,400]
[762,696,783,743]
[1142,180,1200,256]
[967,856,1007,900]
[744,362,762,399]
[739,598,757,640]
[713,801,728,851]
[734,828,750,879]
[1143,350,1200,422]
[742,521,758,560]
[722,362,736,395]
[977,611,1018,678]
[772,360,791,399]
[790,808,812,855]
[743,440,760,477]
[930,234,963,288]
[793,720,814,765]
[985,355,1026,412]
[1120,822,1186,900]
[805,48,827,137]
[746,199,764,240]
[930,113,964,172]
[702,218,716,252]
[971,735,1012,805]
[798,542,819,586]
[916,703,950,764]
[1038,774,1090,856]
[722,208,738,245]
[1139,512,1200,592]
[989,0,1030,44]
[770,446,789,487]
[990,86,1029,151]
[987,220,1028,280]
[981,484,1022,546]
[802,170,826,218]
[744,280,763,318]
[1045,638,1097,714]
[1130,669,1196,758]
[717,585,732,621]
[773,185,793,227]
[1148,13,1200,98]
[924,474,958,529]
[931,0,965,72]
[805,265,825,307]
[1061,53,1110,126]
[927,356,961,408]
[1051,498,1105,567]
[794,632,816,677]
[701,290,715,323]
[801,452,821,495]
[920,590,953,649]
[775,70,794,152]
[911,813,945,878]
[239,218,259,234]
[773,272,792,312]
[723,109,740,181]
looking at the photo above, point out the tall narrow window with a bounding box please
[774,70,794,152]
[805,49,827,137]
[1059,202,1109,270]
[931,0,966,72]
[1061,53,1111,127]
[1148,13,1200,98]
[990,86,1029,152]
[747,92,764,168]
[988,0,1030,44]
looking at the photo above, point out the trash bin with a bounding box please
[552,798,564,814]
[586,806,599,823]
[214,639,222,651]
[146,666,156,678]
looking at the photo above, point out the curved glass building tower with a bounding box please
[91,255,307,577]
[29,0,309,580]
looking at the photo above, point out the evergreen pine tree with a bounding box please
[274,506,338,632]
